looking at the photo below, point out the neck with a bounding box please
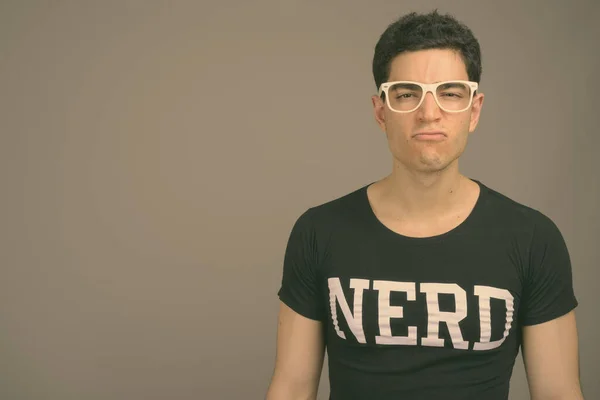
[377,160,471,220]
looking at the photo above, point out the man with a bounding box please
[265,9,583,400]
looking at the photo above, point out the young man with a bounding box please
[266,10,583,400]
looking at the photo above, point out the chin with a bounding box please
[393,148,460,173]
[415,154,457,173]
[415,163,450,174]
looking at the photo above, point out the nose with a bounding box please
[417,91,442,120]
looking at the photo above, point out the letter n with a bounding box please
[328,277,368,344]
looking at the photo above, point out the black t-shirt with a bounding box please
[277,179,578,400]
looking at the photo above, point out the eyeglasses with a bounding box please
[378,80,478,113]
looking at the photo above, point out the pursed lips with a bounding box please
[413,131,447,140]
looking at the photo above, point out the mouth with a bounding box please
[413,131,447,140]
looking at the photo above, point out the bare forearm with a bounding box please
[266,378,318,400]
[530,383,584,400]
[267,303,325,400]
[531,395,584,400]
[523,312,584,400]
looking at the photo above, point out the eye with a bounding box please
[441,92,463,98]
[394,92,417,100]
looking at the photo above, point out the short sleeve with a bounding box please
[520,213,578,326]
[277,209,326,321]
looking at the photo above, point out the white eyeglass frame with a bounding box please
[378,80,479,113]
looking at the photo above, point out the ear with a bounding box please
[468,92,485,133]
[372,95,387,132]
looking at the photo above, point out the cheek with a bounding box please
[384,121,412,153]
[384,114,412,140]
[385,126,420,160]
[458,111,474,130]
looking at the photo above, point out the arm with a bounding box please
[522,310,584,400]
[519,212,582,399]
[266,301,326,400]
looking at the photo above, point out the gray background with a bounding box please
[0,1,598,399]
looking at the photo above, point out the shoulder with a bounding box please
[293,183,370,230]
[478,181,561,235]
[477,181,568,266]
[285,183,371,261]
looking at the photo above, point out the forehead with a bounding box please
[387,48,469,83]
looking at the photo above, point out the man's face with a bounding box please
[372,49,484,174]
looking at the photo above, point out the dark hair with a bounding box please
[372,9,482,90]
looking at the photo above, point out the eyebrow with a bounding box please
[390,83,421,90]
[438,82,468,90]
[390,80,465,84]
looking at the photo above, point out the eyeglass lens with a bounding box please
[387,82,472,112]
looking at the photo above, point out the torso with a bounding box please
[277,178,577,399]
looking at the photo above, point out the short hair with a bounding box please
[372,9,482,90]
